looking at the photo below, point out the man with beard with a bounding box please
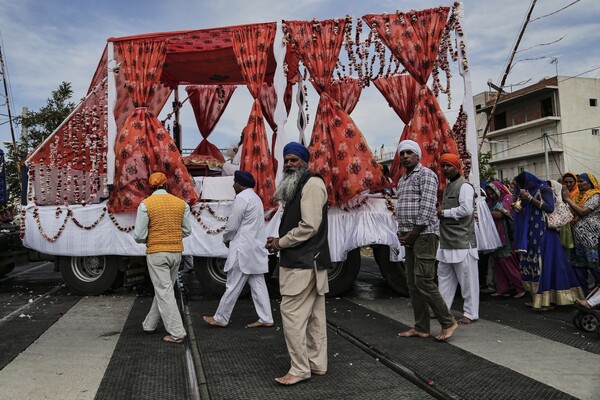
[266,141,330,386]
[395,140,458,341]
[436,152,479,325]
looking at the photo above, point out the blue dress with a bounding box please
[513,172,583,309]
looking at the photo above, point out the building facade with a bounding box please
[475,76,600,182]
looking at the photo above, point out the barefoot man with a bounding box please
[266,142,330,385]
[395,140,458,341]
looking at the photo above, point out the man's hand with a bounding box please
[266,236,280,254]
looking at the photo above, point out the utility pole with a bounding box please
[0,44,17,149]
[479,0,538,152]
[543,132,550,180]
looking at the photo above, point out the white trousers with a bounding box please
[142,252,187,340]
[438,254,480,320]
[213,264,273,326]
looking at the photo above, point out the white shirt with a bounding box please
[221,144,242,176]
[222,187,269,274]
[437,182,479,263]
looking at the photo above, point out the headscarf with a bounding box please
[487,180,513,245]
[573,172,600,222]
[283,142,310,163]
[234,170,256,188]
[149,172,167,188]
[513,171,548,252]
[488,180,513,214]
[562,172,579,199]
[397,140,422,158]
[439,153,461,172]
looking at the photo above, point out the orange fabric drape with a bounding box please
[373,74,420,184]
[284,19,385,205]
[109,40,198,212]
[231,24,277,210]
[185,85,237,162]
[327,77,362,115]
[364,8,458,198]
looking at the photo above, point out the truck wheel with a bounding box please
[372,244,409,296]
[326,248,361,297]
[0,262,16,277]
[194,257,250,297]
[59,256,121,295]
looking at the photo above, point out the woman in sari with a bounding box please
[558,172,578,253]
[513,172,583,311]
[485,181,525,298]
[562,172,600,294]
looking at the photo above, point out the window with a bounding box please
[590,99,598,107]
[494,112,507,130]
[518,166,525,174]
[593,128,599,136]
[541,98,553,117]
[499,169,505,182]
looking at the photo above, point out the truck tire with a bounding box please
[194,257,250,297]
[372,244,409,296]
[0,262,16,277]
[59,256,121,295]
[326,248,361,297]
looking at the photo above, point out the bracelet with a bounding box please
[527,195,533,201]
[538,200,544,209]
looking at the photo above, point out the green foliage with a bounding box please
[5,82,75,204]
[478,150,496,183]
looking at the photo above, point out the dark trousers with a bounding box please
[404,234,455,333]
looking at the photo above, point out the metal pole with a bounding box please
[0,45,17,148]
[543,132,550,180]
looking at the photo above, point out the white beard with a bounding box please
[275,164,309,205]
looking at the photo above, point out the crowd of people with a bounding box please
[133,139,599,386]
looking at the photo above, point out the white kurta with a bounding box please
[222,187,269,274]
[437,182,480,321]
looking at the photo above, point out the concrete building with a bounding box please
[475,76,600,182]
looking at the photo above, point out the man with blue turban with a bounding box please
[266,141,331,385]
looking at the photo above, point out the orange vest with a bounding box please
[142,193,186,254]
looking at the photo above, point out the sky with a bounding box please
[0,0,599,156]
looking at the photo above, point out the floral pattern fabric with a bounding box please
[284,19,385,206]
[109,40,199,212]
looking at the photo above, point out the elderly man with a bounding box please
[395,140,458,341]
[134,172,191,344]
[437,152,479,325]
[266,141,330,385]
[203,170,274,328]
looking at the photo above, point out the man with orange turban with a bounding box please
[134,172,192,344]
[436,153,480,325]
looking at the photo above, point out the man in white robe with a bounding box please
[203,170,273,328]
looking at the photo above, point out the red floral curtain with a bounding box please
[327,77,362,115]
[185,85,237,162]
[373,74,420,184]
[284,19,385,205]
[364,8,458,198]
[231,24,277,210]
[109,40,199,212]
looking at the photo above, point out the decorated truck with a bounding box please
[21,3,498,296]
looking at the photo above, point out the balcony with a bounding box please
[486,116,561,138]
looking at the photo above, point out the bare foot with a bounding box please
[203,316,227,327]
[513,291,526,299]
[397,328,430,338]
[576,299,592,309]
[275,373,309,385]
[456,316,476,325]
[311,369,327,376]
[436,322,458,341]
[163,335,184,344]
[246,321,274,328]
[490,292,509,297]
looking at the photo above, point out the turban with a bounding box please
[439,153,461,171]
[283,141,310,163]
[148,172,167,187]
[234,170,256,188]
[397,140,421,158]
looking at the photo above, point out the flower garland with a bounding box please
[384,193,397,215]
[32,206,70,243]
[108,210,134,232]
[190,202,230,234]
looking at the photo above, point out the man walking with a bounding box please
[395,140,458,341]
[134,172,191,344]
[266,142,330,385]
[437,152,479,325]
[203,170,274,328]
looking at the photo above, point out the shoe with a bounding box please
[513,292,526,299]
[480,287,495,294]
[490,292,510,297]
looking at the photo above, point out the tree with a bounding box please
[5,82,75,205]
[478,150,496,183]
